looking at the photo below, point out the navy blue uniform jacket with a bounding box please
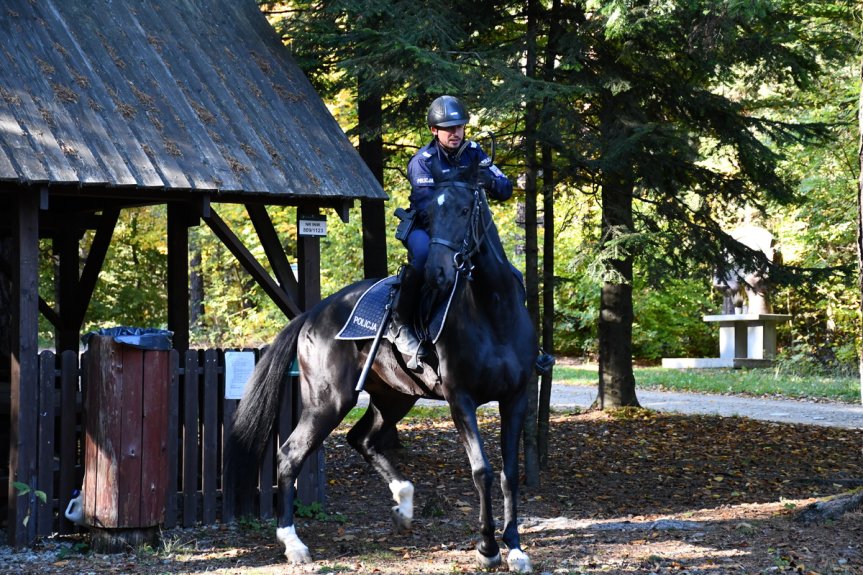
[407,139,513,214]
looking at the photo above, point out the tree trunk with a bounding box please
[357,82,388,280]
[521,0,541,487]
[358,80,400,450]
[857,57,863,405]
[597,100,639,408]
[537,0,561,470]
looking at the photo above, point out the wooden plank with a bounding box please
[76,209,119,327]
[0,139,19,182]
[247,204,299,302]
[36,351,56,536]
[219,0,342,196]
[57,350,79,535]
[202,350,218,525]
[81,348,98,530]
[0,18,78,184]
[88,336,122,529]
[46,2,164,189]
[10,1,111,186]
[152,1,286,193]
[55,230,81,353]
[182,350,200,527]
[117,346,143,527]
[221,376,238,524]
[8,191,40,545]
[140,349,170,526]
[163,350,180,529]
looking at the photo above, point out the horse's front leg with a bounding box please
[346,392,418,533]
[448,394,501,569]
[499,391,532,573]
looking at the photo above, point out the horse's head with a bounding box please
[422,159,487,301]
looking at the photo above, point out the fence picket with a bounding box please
[19,347,319,538]
[37,351,56,536]
[202,350,219,525]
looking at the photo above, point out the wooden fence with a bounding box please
[7,347,324,539]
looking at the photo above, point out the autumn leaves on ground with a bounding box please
[6,408,863,575]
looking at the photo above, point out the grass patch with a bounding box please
[342,404,452,424]
[554,364,859,403]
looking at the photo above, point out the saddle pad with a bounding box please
[335,274,460,344]
[336,276,397,340]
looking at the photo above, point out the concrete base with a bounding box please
[661,357,775,369]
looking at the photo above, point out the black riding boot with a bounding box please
[387,265,426,370]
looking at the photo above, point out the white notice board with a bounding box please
[224,351,256,400]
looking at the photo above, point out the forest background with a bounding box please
[42,1,862,382]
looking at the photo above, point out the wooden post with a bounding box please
[296,207,325,505]
[82,336,170,553]
[168,204,192,353]
[8,191,39,546]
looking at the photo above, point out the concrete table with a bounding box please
[662,313,791,369]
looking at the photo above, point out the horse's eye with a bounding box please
[462,207,470,216]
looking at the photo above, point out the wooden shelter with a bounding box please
[0,0,387,545]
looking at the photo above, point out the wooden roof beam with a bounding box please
[199,204,302,319]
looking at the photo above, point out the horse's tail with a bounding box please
[225,313,307,514]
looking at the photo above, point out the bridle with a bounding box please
[428,182,496,280]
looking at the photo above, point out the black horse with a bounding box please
[226,158,539,573]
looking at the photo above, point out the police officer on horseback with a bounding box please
[387,95,554,374]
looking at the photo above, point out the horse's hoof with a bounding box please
[391,505,412,533]
[475,549,502,570]
[389,480,414,533]
[277,526,312,564]
[507,549,533,573]
[284,547,312,564]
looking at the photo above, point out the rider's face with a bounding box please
[432,124,465,152]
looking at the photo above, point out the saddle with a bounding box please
[335,275,459,344]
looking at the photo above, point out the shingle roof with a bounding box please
[0,0,386,202]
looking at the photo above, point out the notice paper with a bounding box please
[224,351,256,400]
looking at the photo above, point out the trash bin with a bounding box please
[80,327,173,553]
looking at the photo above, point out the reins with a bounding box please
[428,184,496,279]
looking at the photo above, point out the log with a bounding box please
[794,489,863,525]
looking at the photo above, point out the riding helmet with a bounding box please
[427,95,470,128]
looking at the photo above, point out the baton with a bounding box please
[354,289,396,392]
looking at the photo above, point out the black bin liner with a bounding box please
[81,326,173,350]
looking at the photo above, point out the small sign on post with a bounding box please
[298,214,327,237]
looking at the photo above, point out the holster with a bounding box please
[394,207,416,243]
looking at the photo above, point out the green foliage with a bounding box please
[56,542,90,559]
[294,499,347,523]
[632,276,716,361]
[27,0,860,376]
[13,481,47,528]
[13,481,47,504]
[83,207,169,333]
[554,364,859,403]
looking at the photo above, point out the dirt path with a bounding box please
[2,409,861,574]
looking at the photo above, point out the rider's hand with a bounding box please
[478,168,495,193]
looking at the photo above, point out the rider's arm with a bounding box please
[473,143,513,202]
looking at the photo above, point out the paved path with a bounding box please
[547,385,863,429]
[360,385,863,429]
